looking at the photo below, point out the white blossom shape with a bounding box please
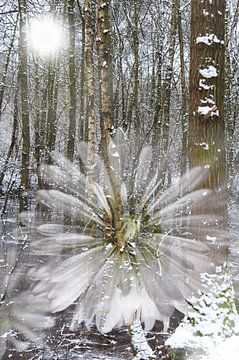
[20,133,227,334]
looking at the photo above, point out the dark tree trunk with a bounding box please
[178,1,187,174]
[46,60,58,158]
[188,0,226,189]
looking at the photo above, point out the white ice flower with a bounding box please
[19,131,227,334]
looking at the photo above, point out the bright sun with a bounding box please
[28,16,63,56]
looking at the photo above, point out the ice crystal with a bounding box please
[19,131,227,335]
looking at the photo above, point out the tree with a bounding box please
[188,0,226,189]
[97,0,113,154]
[178,0,187,174]
[46,59,58,159]
[161,0,179,155]
[67,0,77,161]
[187,2,229,353]
[0,74,19,192]
[77,0,86,142]
[85,0,96,182]
[18,0,30,211]
[0,15,18,120]
[124,1,141,129]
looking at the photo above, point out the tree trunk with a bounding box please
[0,74,19,191]
[161,0,178,155]
[85,0,96,183]
[224,7,235,184]
[18,0,30,211]
[34,65,41,168]
[67,0,77,161]
[126,2,140,130]
[152,3,163,157]
[178,1,187,174]
[0,15,18,120]
[46,59,58,158]
[97,0,113,153]
[77,0,86,142]
[188,0,226,189]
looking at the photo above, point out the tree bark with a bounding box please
[126,1,140,130]
[188,0,226,189]
[0,74,19,191]
[0,15,18,120]
[18,0,30,211]
[67,0,77,161]
[85,0,96,183]
[152,2,163,156]
[77,0,86,142]
[97,0,114,153]
[46,59,58,158]
[178,1,187,174]
[161,0,178,155]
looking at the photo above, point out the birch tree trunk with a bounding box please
[97,0,113,154]
[126,1,140,130]
[18,0,30,211]
[161,0,178,155]
[67,0,77,161]
[78,1,86,142]
[85,0,96,183]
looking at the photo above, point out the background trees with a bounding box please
[1,0,237,205]
[0,0,238,358]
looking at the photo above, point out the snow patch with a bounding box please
[199,79,214,90]
[200,143,210,150]
[166,272,239,359]
[196,34,224,46]
[200,97,215,105]
[197,105,219,117]
[199,66,218,79]
[200,336,239,360]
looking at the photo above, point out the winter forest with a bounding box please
[1,0,239,359]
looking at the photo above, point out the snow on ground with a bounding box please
[200,336,239,360]
[167,328,239,360]
[166,270,239,360]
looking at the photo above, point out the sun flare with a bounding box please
[28,16,63,56]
